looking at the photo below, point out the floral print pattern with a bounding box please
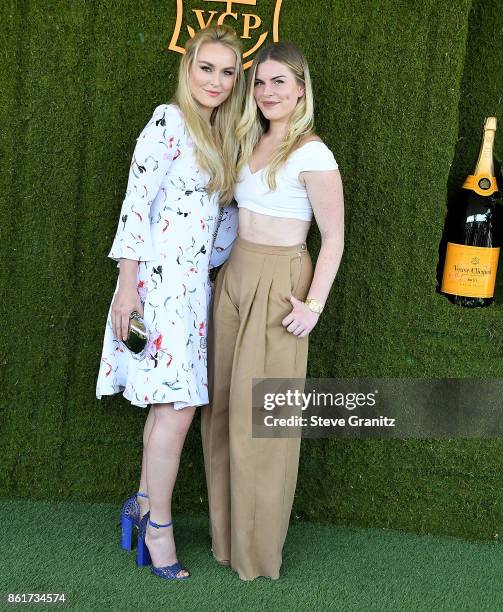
[95,103,227,409]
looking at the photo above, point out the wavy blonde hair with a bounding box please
[236,42,315,191]
[172,25,245,204]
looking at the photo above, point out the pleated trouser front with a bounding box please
[201,236,313,580]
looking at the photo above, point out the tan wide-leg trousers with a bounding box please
[201,237,313,580]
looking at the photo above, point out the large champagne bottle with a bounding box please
[441,117,500,307]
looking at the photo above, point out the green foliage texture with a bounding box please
[1,0,502,540]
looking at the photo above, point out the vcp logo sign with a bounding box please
[168,1,284,69]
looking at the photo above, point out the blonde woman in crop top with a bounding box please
[201,42,344,581]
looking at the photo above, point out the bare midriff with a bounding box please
[238,208,311,246]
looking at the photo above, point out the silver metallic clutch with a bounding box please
[124,311,148,355]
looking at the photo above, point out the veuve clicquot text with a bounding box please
[441,116,500,307]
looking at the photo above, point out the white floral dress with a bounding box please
[96,103,229,410]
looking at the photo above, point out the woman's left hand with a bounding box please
[282,296,320,338]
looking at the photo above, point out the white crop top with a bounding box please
[235,140,338,222]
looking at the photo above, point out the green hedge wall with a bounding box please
[1,0,502,541]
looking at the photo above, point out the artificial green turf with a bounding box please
[1,498,503,611]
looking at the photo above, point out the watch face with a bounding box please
[306,299,322,314]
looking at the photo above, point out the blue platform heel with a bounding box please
[120,492,149,551]
[137,511,190,580]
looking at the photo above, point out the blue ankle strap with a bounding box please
[149,518,173,529]
[136,492,149,498]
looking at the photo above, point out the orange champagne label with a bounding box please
[462,174,498,196]
[442,243,500,298]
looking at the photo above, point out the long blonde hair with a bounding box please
[172,25,245,204]
[236,42,315,191]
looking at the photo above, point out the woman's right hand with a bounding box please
[111,286,144,342]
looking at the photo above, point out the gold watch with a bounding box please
[305,297,324,314]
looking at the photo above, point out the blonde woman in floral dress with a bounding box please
[96,25,244,580]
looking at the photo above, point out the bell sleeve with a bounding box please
[209,203,239,269]
[108,104,184,263]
